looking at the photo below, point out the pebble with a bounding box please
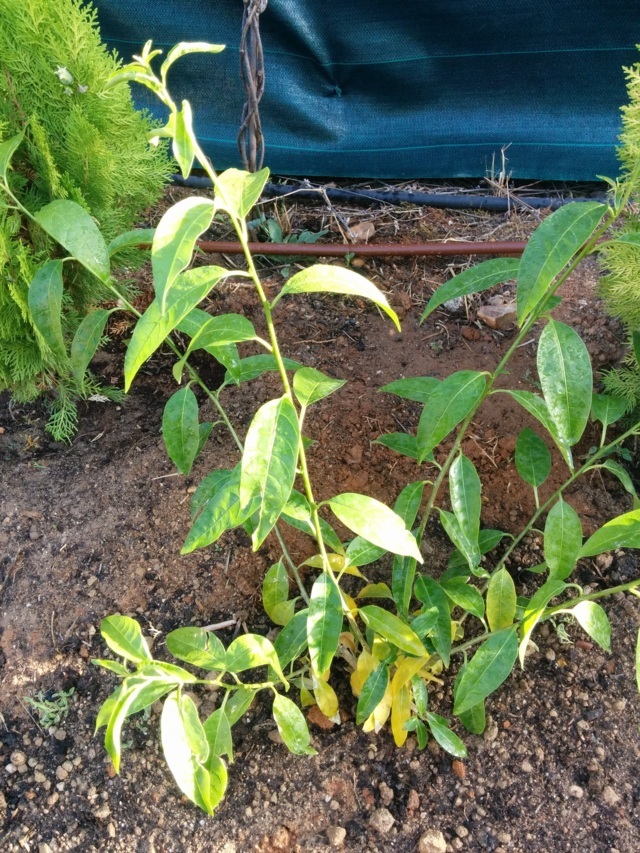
[326,825,347,847]
[545,648,556,661]
[107,823,116,838]
[521,760,534,773]
[452,760,466,779]
[34,771,46,783]
[11,751,27,767]
[368,807,395,834]
[417,828,447,853]
[483,717,499,742]
[602,786,621,806]
[569,785,584,799]
[94,803,111,820]
[379,782,394,805]
[55,766,68,781]
[455,825,469,838]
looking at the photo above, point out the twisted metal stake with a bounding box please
[238,0,267,172]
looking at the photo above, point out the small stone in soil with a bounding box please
[368,807,395,834]
[326,825,347,847]
[417,828,447,853]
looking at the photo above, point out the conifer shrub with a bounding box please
[0,0,171,439]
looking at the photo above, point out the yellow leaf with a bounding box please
[371,637,391,661]
[300,685,315,707]
[392,655,431,691]
[342,564,367,579]
[314,678,339,719]
[339,631,356,653]
[362,683,393,733]
[391,683,411,747]
[303,553,346,571]
[350,650,375,697]
[342,593,358,617]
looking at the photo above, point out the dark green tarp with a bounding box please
[95,1,640,180]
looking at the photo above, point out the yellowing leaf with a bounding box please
[362,683,392,733]
[313,678,339,720]
[350,650,375,697]
[391,683,411,747]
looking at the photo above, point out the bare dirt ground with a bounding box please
[1,191,639,852]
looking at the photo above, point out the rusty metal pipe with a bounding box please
[195,239,526,257]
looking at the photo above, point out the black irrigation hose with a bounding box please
[171,174,606,212]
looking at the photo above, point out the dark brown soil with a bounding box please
[1,196,639,853]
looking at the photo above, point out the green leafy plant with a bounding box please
[24,687,75,729]
[6,41,640,816]
[0,0,170,439]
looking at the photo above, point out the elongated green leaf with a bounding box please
[183,314,257,357]
[274,608,309,670]
[281,490,344,554]
[70,308,112,384]
[101,615,152,663]
[515,427,551,489]
[225,687,255,725]
[124,266,231,390]
[380,376,440,402]
[162,386,200,475]
[598,459,638,502]
[392,555,416,621]
[173,101,195,179]
[205,753,228,814]
[440,578,485,620]
[440,509,480,572]
[139,662,198,684]
[360,605,426,657]
[107,228,156,257]
[544,498,582,580]
[203,708,234,761]
[183,466,255,553]
[308,575,343,676]
[373,433,421,460]
[160,42,226,83]
[345,536,386,567]
[0,130,24,180]
[417,371,486,462]
[95,686,122,733]
[426,712,467,758]
[450,453,481,544]
[274,264,400,331]
[272,693,317,755]
[486,568,516,631]
[394,481,426,529]
[293,367,346,407]
[591,392,627,431]
[579,510,640,557]
[458,700,486,735]
[453,627,518,715]
[165,627,226,671]
[92,659,130,677]
[414,576,452,665]
[263,560,295,626]
[421,258,520,322]
[328,493,422,561]
[152,197,214,310]
[240,396,300,549]
[516,202,606,322]
[214,167,270,220]
[225,634,286,684]
[499,389,571,467]
[105,678,162,772]
[519,578,567,666]
[538,320,592,457]
[571,601,611,652]
[179,692,209,763]
[224,354,304,385]
[35,200,110,282]
[356,663,390,725]
[28,260,66,359]
[161,691,213,814]
[445,529,506,575]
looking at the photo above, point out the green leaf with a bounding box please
[263,560,295,626]
[160,42,226,83]
[392,555,416,621]
[411,675,429,717]
[425,712,467,758]
[579,510,640,557]
[162,386,200,475]
[570,601,611,652]
[91,659,129,677]
[225,354,304,385]
[308,575,343,676]
[421,258,520,323]
[518,579,567,666]
[293,367,346,407]
[182,314,257,361]
[124,266,231,390]
[281,491,344,555]
[107,228,156,257]
[183,466,256,554]
[356,663,390,725]
[591,393,627,431]
[440,578,485,620]
[105,679,161,772]
[357,583,394,600]
[414,576,452,665]
[544,498,582,580]
[486,568,517,631]
[515,427,551,489]
[499,389,572,468]
[359,605,426,658]
[225,687,255,725]
[538,320,592,458]
[327,493,422,561]
[373,433,421,460]
[440,509,480,572]
[394,481,426,529]
[173,101,195,179]
[95,686,122,732]
[28,260,66,360]
[458,701,486,735]
[274,264,400,331]
[516,202,606,322]
[272,694,317,755]
[165,627,227,671]
[34,199,110,282]
[416,371,486,462]
[139,662,198,685]
[205,753,228,814]
[152,197,215,311]
[0,130,24,180]
[225,634,287,684]
[453,627,518,715]
[101,615,152,663]
[71,308,112,384]
[274,608,309,669]
[161,691,214,814]
[445,529,506,575]
[203,708,234,761]
[345,536,386,568]
[598,459,639,502]
[380,376,441,403]
[240,396,300,549]
[449,453,481,552]
[214,167,270,220]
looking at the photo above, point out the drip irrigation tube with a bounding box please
[173,174,605,212]
[195,239,526,257]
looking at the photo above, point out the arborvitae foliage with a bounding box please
[0,0,171,439]
[600,59,640,407]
